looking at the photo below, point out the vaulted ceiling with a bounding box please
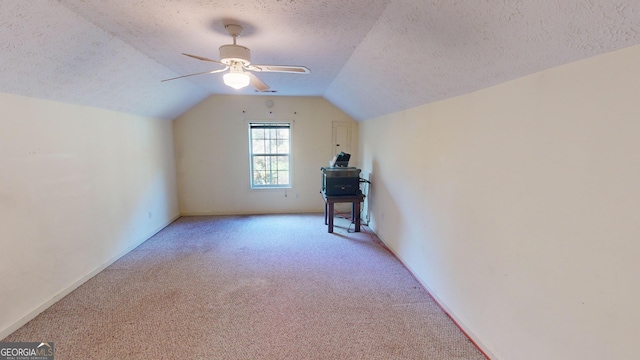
[1,0,639,121]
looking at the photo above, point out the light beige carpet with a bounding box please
[3,214,487,359]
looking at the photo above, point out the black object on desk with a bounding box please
[321,166,361,196]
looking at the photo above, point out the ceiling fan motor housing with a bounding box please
[219,44,251,66]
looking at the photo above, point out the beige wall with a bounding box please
[0,93,179,338]
[359,44,640,360]
[174,95,357,215]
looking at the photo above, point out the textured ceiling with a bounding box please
[1,0,639,121]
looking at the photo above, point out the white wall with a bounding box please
[174,95,357,215]
[358,44,640,360]
[0,93,180,339]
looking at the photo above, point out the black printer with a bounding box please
[321,167,361,196]
[321,152,361,196]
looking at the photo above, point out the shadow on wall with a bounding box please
[369,159,405,251]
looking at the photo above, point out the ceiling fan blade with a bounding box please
[182,53,224,65]
[247,72,270,92]
[161,67,228,82]
[247,65,310,74]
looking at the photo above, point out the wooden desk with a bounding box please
[321,192,365,233]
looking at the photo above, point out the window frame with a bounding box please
[248,121,293,189]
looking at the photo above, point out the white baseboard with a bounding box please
[375,236,497,360]
[0,214,180,340]
[179,210,323,216]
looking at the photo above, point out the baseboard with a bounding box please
[374,235,496,360]
[180,210,323,216]
[0,213,180,340]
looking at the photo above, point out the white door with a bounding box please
[332,122,351,158]
[331,122,353,214]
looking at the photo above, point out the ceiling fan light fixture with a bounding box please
[223,71,250,89]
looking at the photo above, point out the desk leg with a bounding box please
[354,201,361,232]
[328,202,334,233]
[351,202,356,224]
[324,201,328,225]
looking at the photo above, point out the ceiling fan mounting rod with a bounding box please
[220,24,250,65]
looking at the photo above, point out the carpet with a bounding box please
[3,214,486,359]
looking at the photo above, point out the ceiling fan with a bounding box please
[161,24,310,91]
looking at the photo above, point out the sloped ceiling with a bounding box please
[1,0,639,121]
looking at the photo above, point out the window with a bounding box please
[249,122,291,188]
